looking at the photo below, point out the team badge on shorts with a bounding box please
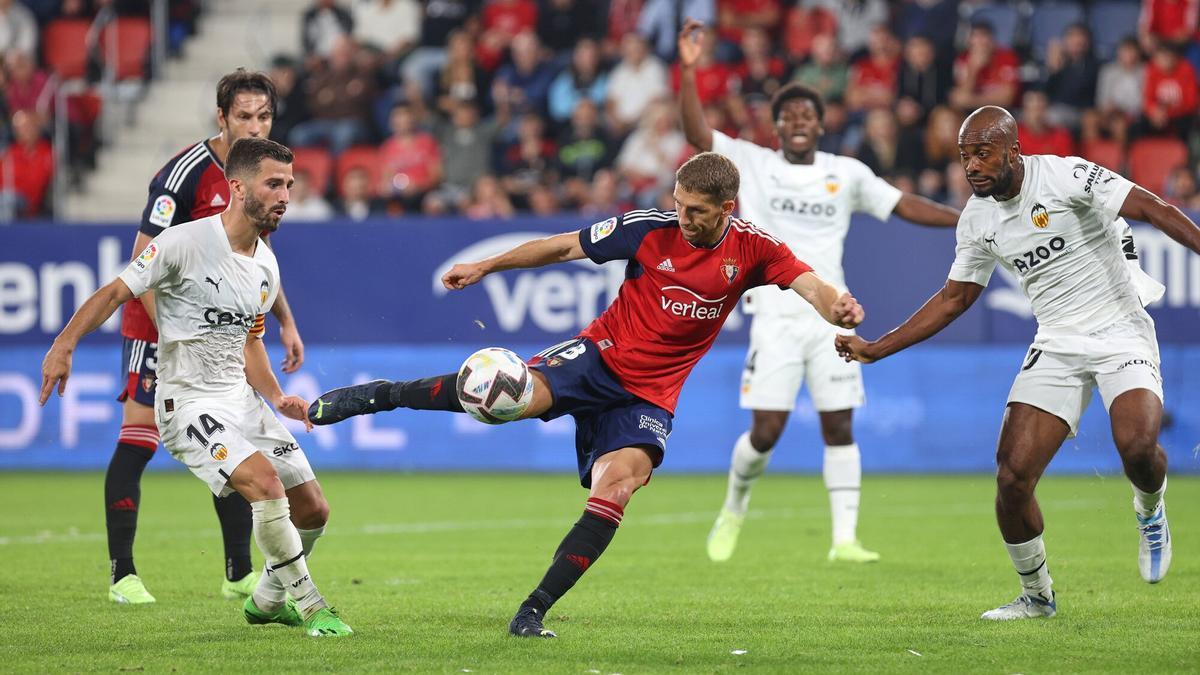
[1031,203,1050,229]
[141,374,156,393]
[720,258,740,284]
[209,442,228,461]
[824,174,840,194]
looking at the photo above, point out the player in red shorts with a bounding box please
[308,152,865,637]
[106,70,307,605]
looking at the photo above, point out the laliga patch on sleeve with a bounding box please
[133,242,159,271]
[590,216,618,243]
[148,195,176,228]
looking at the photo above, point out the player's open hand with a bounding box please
[279,323,305,373]
[276,394,314,432]
[39,344,73,405]
[442,262,488,291]
[835,334,879,364]
[831,292,864,329]
[678,19,705,68]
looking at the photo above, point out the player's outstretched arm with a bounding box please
[1120,185,1200,255]
[40,278,136,404]
[893,193,961,228]
[442,231,587,290]
[677,19,714,152]
[789,271,865,328]
[244,335,312,431]
[835,279,983,364]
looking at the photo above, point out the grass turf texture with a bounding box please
[2,472,1197,673]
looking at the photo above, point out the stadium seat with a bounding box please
[291,147,334,197]
[1028,2,1085,61]
[1089,1,1141,61]
[335,146,381,198]
[1080,139,1125,174]
[42,19,91,80]
[1128,137,1188,194]
[98,17,152,81]
[970,3,1020,48]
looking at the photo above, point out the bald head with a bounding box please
[959,106,1018,147]
[958,106,1023,199]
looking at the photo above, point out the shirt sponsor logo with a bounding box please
[272,442,299,457]
[659,285,726,320]
[148,195,176,228]
[1072,162,1116,194]
[590,217,617,243]
[199,308,257,332]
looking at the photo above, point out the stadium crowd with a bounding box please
[3,0,1200,219]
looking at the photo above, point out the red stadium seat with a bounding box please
[1128,137,1188,194]
[1080,139,1125,174]
[43,19,91,80]
[335,145,381,198]
[291,147,334,196]
[98,17,152,80]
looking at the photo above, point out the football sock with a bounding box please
[1005,534,1053,601]
[519,498,622,614]
[105,425,158,584]
[1132,476,1166,519]
[823,443,862,546]
[251,499,325,618]
[723,432,772,516]
[253,524,325,612]
[382,374,464,413]
[212,492,254,581]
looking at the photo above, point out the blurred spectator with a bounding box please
[492,31,556,115]
[352,0,421,70]
[669,26,733,106]
[897,34,949,122]
[781,2,837,63]
[580,168,630,214]
[379,103,444,211]
[817,98,850,154]
[949,22,1019,110]
[1017,90,1075,157]
[893,97,929,176]
[0,110,53,217]
[1162,166,1200,209]
[288,37,377,154]
[437,29,492,115]
[528,183,561,214]
[894,0,958,61]
[615,100,686,207]
[923,105,961,170]
[607,0,645,54]
[1097,37,1146,119]
[538,0,604,53]
[0,0,38,55]
[302,0,354,58]
[464,174,516,218]
[498,112,557,209]
[856,108,901,178]
[548,37,609,124]
[431,99,501,210]
[944,159,971,209]
[730,27,787,100]
[401,0,479,99]
[558,98,614,197]
[715,0,781,48]
[1138,0,1199,50]
[476,0,538,71]
[637,0,715,61]
[267,55,309,145]
[812,0,889,58]
[792,33,849,103]
[1078,108,1126,171]
[285,169,335,221]
[334,166,386,220]
[1140,43,1197,137]
[605,32,667,136]
[1043,23,1098,125]
[845,24,901,114]
[4,50,53,119]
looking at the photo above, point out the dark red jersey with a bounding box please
[578,209,812,412]
[121,140,229,340]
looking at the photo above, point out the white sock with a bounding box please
[253,524,326,611]
[1132,477,1166,519]
[250,498,325,618]
[722,432,772,516]
[823,444,861,546]
[1005,534,1053,601]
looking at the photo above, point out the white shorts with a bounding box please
[1007,311,1163,437]
[739,312,864,412]
[155,386,315,497]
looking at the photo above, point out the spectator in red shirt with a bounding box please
[477,0,538,71]
[4,50,52,117]
[1141,43,1198,136]
[949,22,1020,111]
[730,26,787,98]
[781,2,837,63]
[846,24,901,113]
[379,103,443,211]
[1017,90,1076,157]
[716,0,781,46]
[0,110,54,217]
[1139,0,1199,50]
[670,25,734,105]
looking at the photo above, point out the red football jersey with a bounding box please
[578,209,812,413]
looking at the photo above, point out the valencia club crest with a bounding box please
[720,258,740,284]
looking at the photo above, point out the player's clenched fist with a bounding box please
[830,292,864,329]
[442,262,488,290]
[834,334,878,364]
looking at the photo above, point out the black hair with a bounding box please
[770,82,825,123]
[225,137,293,180]
[216,68,278,116]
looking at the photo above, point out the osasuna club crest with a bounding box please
[719,257,739,283]
[1031,203,1050,229]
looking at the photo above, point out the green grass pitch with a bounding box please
[2,472,1197,673]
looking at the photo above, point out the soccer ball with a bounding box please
[457,347,535,424]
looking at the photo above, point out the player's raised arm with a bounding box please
[442,231,587,290]
[892,192,961,228]
[677,19,714,152]
[40,277,137,404]
[1119,184,1200,255]
[835,279,983,364]
[789,271,864,329]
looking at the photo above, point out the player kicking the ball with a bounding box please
[309,152,864,638]
[836,106,1200,620]
[40,138,351,637]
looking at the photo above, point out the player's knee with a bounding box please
[995,464,1036,501]
[293,498,330,529]
[1114,427,1160,465]
[820,422,853,446]
[749,421,785,452]
[235,469,286,502]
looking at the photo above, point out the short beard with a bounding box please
[975,159,1014,198]
[244,192,278,233]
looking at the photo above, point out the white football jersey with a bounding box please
[949,154,1158,337]
[712,131,902,316]
[119,215,280,401]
